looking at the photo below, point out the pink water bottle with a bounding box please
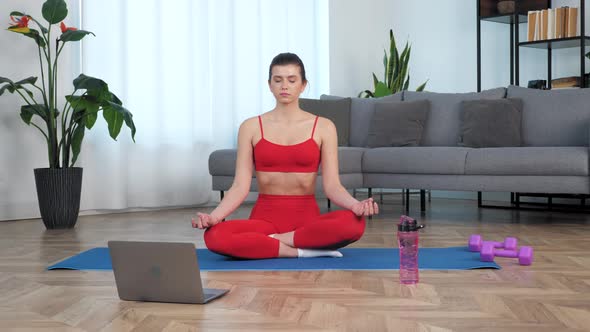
[397,215,424,284]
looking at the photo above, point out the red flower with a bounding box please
[10,15,30,28]
[8,15,30,33]
[60,22,77,33]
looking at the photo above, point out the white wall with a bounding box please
[328,0,395,97]
[329,0,590,96]
[0,0,79,220]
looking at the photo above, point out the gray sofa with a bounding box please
[208,85,590,209]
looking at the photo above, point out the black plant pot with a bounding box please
[34,167,83,229]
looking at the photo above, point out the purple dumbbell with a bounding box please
[468,234,517,252]
[480,242,534,265]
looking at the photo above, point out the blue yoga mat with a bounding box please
[47,247,499,271]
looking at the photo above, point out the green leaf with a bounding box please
[70,124,85,166]
[42,0,68,24]
[392,43,410,93]
[20,104,49,124]
[73,74,108,92]
[403,76,410,91]
[24,29,46,48]
[372,73,379,90]
[416,80,428,92]
[103,101,136,141]
[0,79,36,99]
[0,85,9,96]
[10,11,26,16]
[67,94,99,129]
[102,104,124,140]
[85,111,98,129]
[382,51,388,82]
[110,92,123,105]
[59,29,95,42]
[374,81,391,98]
[387,29,397,89]
[14,77,38,85]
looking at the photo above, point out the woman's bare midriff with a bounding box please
[256,171,317,195]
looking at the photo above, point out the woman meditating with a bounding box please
[192,53,379,259]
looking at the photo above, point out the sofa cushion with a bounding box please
[506,85,590,146]
[209,149,239,176]
[459,98,523,148]
[299,97,351,146]
[362,147,471,174]
[465,147,589,176]
[403,87,506,146]
[327,147,367,174]
[321,93,402,147]
[367,100,430,147]
[209,147,366,176]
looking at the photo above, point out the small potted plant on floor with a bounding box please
[0,0,136,229]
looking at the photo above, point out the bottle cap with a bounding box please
[398,215,425,232]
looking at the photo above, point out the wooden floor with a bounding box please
[1,196,590,332]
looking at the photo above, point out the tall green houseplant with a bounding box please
[360,29,428,98]
[0,0,136,229]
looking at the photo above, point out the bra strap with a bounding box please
[311,116,319,138]
[258,116,264,138]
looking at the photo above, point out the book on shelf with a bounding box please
[527,7,579,41]
[568,7,578,37]
[551,74,590,89]
[528,11,537,41]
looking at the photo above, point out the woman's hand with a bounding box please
[191,212,221,229]
[351,197,379,217]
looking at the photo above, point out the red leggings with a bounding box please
[204,194,365,259]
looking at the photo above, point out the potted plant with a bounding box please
[0,0,136,229]
[359,29,428,98]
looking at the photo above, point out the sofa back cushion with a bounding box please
[507,85,590,146]
[299,97,351,146]
[367,100,430,147]
[459,98,523,148]
[321,93,402,147]
[403,87,506,146]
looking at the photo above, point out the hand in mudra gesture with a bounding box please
[192,212,221,229]
[351,197,379,217]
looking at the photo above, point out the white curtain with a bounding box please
[0,0,328,221]
[77,1,330,212]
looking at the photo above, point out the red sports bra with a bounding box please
[253,115,321,173]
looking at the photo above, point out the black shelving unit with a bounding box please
[476,0,590,213]
[476,0,588,91]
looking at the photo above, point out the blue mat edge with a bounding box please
[47,247,500,271]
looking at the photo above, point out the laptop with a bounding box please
[108,241,229,304]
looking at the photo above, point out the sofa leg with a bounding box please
[420,190,426,212]
[405,189,410,213]
[219,191,225,221]
[327,199,331,210]
[477,192,482,207]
